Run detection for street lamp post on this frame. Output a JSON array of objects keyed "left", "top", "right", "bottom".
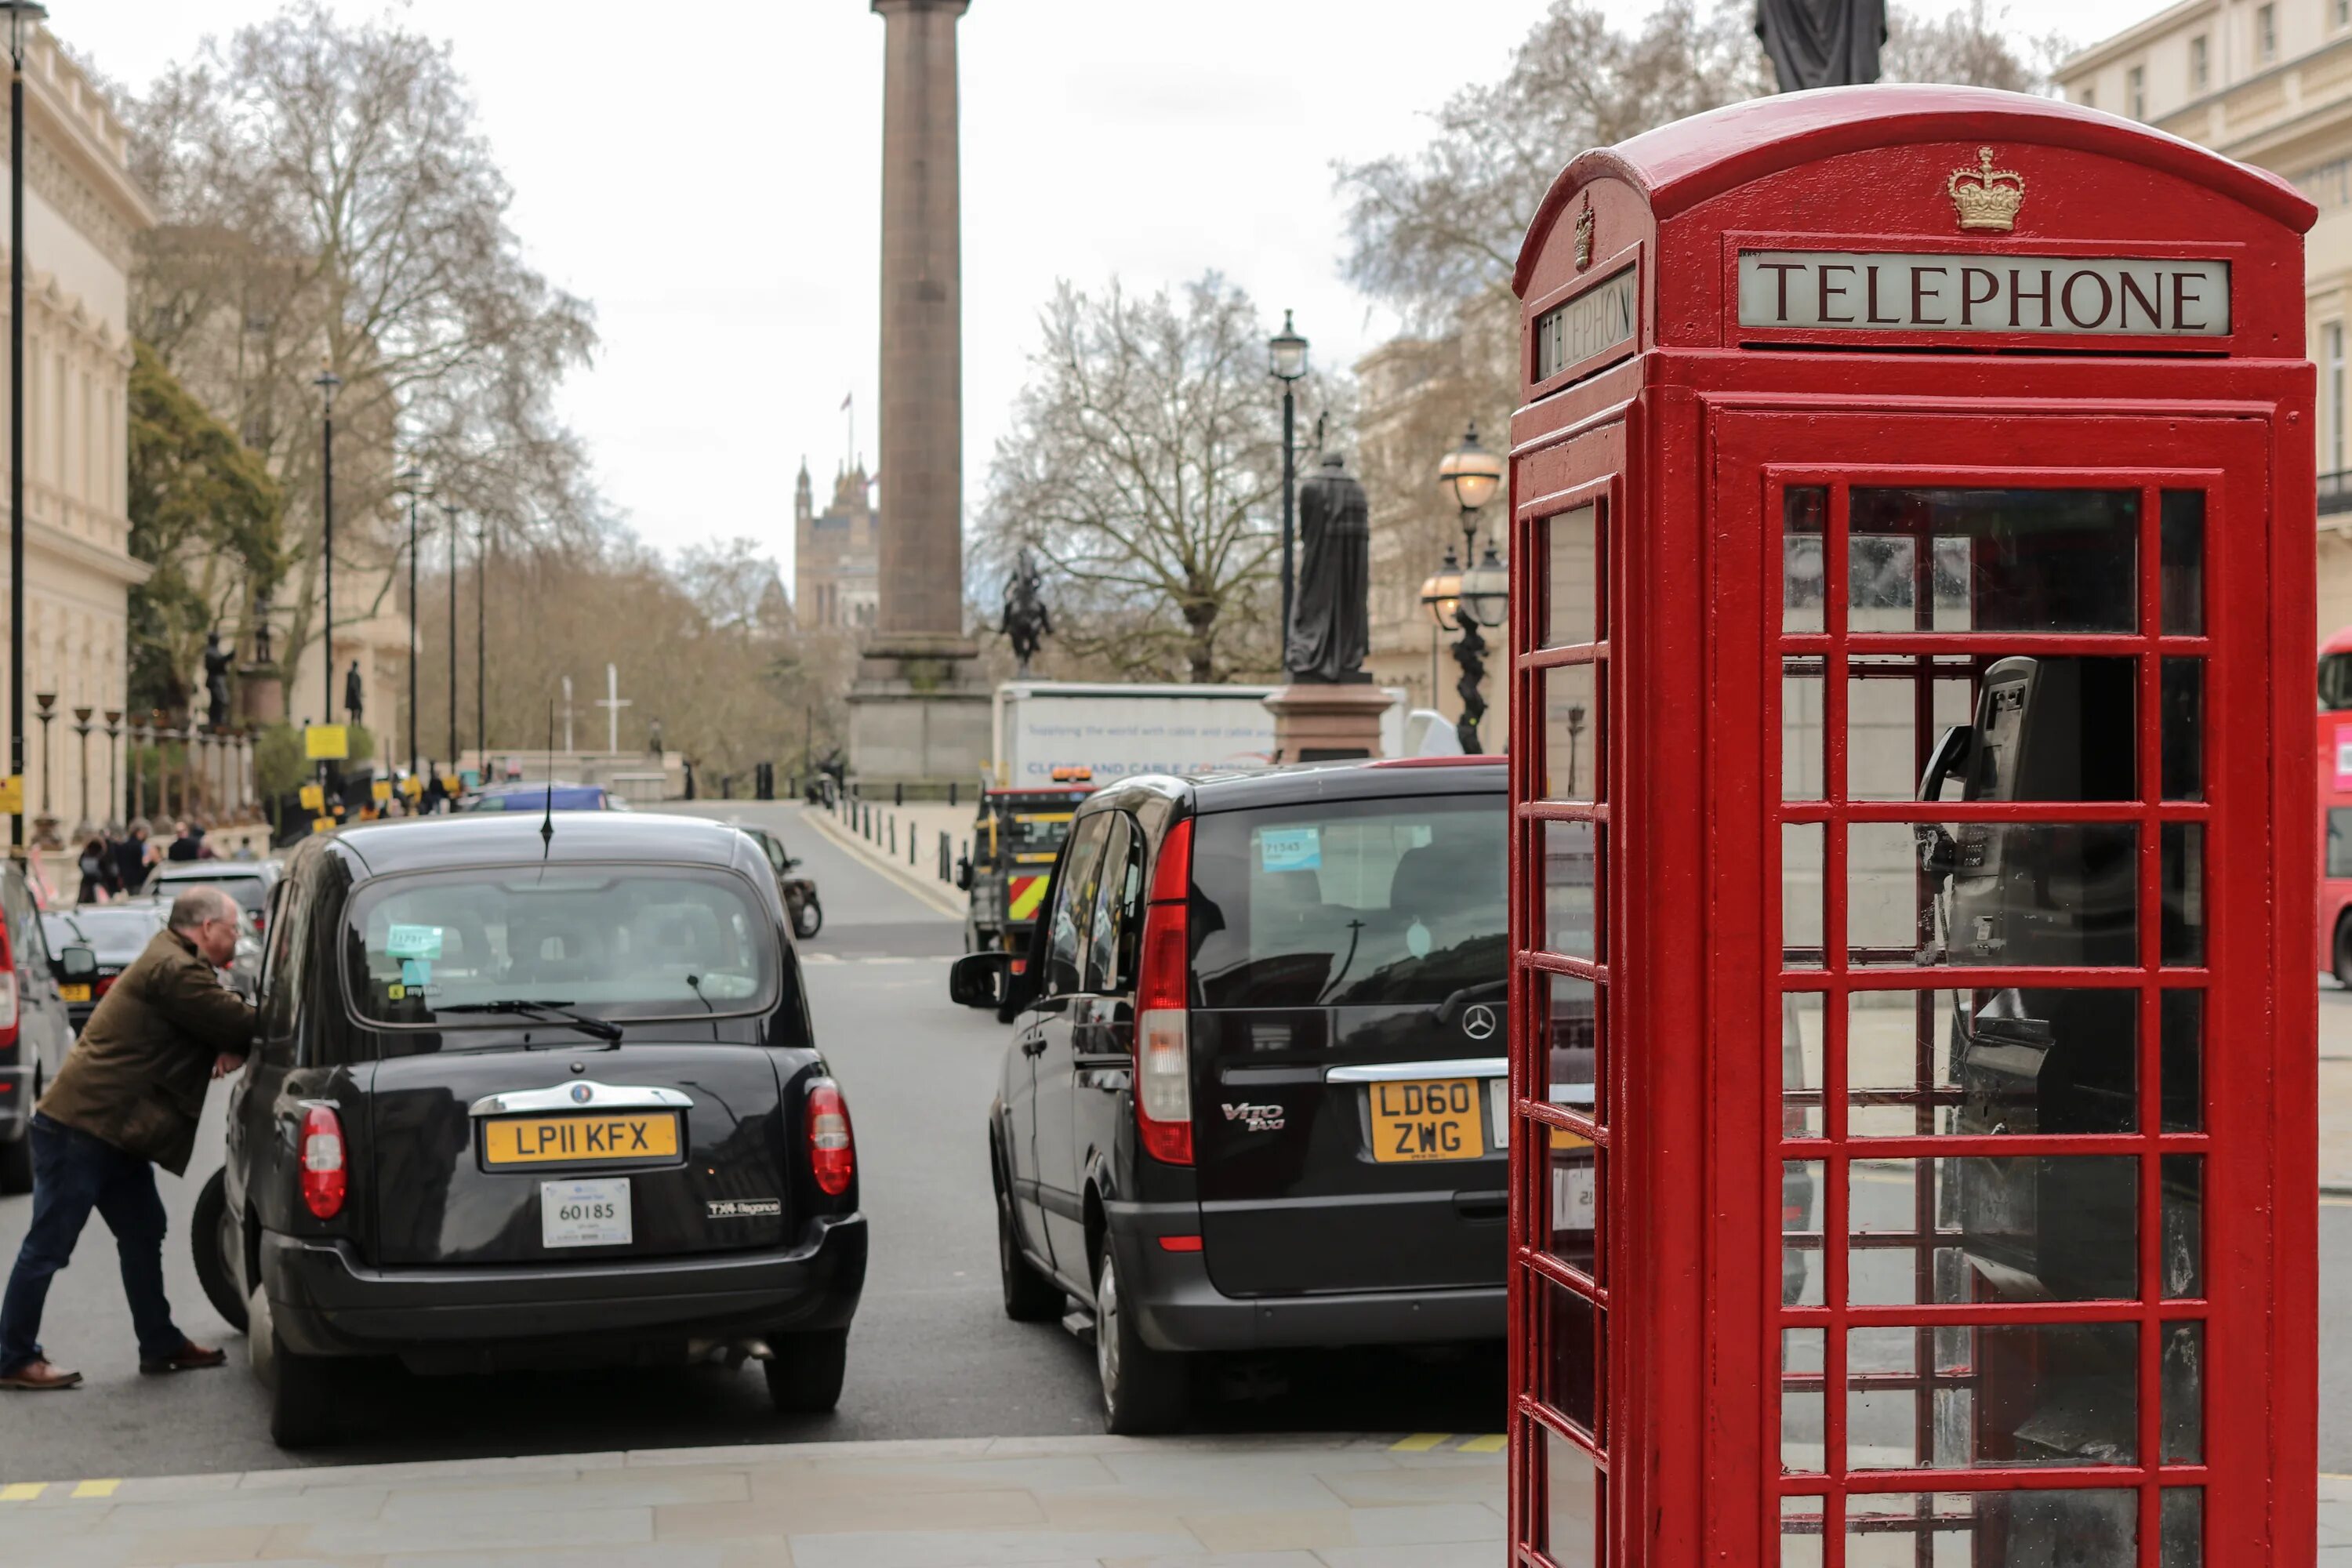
[
  {"left": 129, "top": 719, "right": 147, "bottom": 822},
  {"left": 4, "top": 2, "right": 43, "bottom": 859},
  {"left": 1268, "top": 311, "right": 1308, "bottom": 660},
  {"left": 69, "top": 704, "right": 89, "bottom": 833},
  {"left": 31, "top": 689, "right": 50, "bottom": 836},
  {"left": 475, "top": 512, "right": 486, "bottom": 764},
  {"left": 1420, "top": 421, "right": 1510, "bottom": 754},
  {"left": 398, "top": 467, "right": 425, "bottom": 780},
  {"left": 314, "top": 365, "right": 340, "bottom": 808},
  {"left": 103, "top": 709, "right": 120, "bottom": 823},
  {"left": 442, "top": 499, "right": 458, "bottom": 771}
]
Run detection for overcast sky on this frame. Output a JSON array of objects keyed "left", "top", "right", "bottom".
[{"left": 70, "top": 0, "right": 2159, "bottom": 584}]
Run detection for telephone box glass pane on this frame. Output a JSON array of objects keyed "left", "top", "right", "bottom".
[
  {"left": 2161, "top": 491, "right": 2205, "bottom": 636},
  {"left": 1849, "top": 822, "right": 2136, "bottom": 967},
  {"left": 1782, "top": 991, "right": 1824, "bottom": 1138},
  {"left": 1544, "top": 1277, "right": 1599, "bottom": 1435},
  {"left": 1784, "top": 486, "right": 1827, "bottom": 632},
  {"left": 1543, "top": 662, "right": 1601, "bottom": 802},
  {"left": 1849, "top": 1321, "right": 2138, "bottom": 1466},
  {"left": 1849, "top": 488, "right": 2139, "bottom": 634},
  {"left": 2161, "top": 991, "right": 2203, "bottom": 1133},
  {"left": 1545, "top": 503, "right": 1602, "bottom": 649},
  {"left": 2161, "top": 1488, "right": 2202, "bottom": 1568},
  {"left": 1780, "top": 1327, "right": 1825, "bottom": 1473},
  {"left": 1542, "top": 1425, "right": 1599, "bottom": 1566},
  {"left": 1547, "top": 1130, "right": 1598, "bottom": 1273},
  {"left": 1848, "top": 655, "right": 1979, "bottom": 801},
  {"left": 2163, "top": 1155, "right": 2202, "bottom": 1298},
  {"left": 2161, "top": 1319, "right": 2203, "bottom": 1463},
  {"left": 1849, "top": 1156, "right": 2138, "bottom": 1303},
  {"left": 2161, "top": 825, "right": 2205, "bottom": 966},
  {"left": 1849, "top": 989, "right": 2138, "bottom": 1138},
  {"left": 2161, "top": 659, "right": 2203, "bottom": 800},
  {"left": 1784, "top": 657, "right": 1824, "bottom": 801},
  {"left": 1541, "top": 972, "right": 1599, "bottom": 1118},
  {"left": 1544, "top": 821, "right": 1599, "bottom": 960},
  {"left": 1780, "top": 1496, "right": 1827, "bottom": 1568},
  {"left": 1784, "top": 1159, "right": 1825, "bottom": 1307},
  {"left": 1784, "top": 823, "right": 1824, "bottom": 969},
  {"left": 1846, "top": 1490, "right": 2135, "bottom": 1566}
]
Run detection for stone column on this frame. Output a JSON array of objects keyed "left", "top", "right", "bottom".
[{"left": 848, "top": 0, "right": 991, "bottom": 792}]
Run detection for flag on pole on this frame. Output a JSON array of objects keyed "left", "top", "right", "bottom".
[{"left": 840, "top": 392, "right": 852, "bottom": 411}]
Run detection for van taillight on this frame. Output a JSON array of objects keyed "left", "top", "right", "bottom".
[
  {"left": 1135, "top": 818, "right": 1192, "bottom": 1165},
  {"left": 807, "top": 1079, "right": 855, "bottom": 1196},
  {"left": 0, "top": 915, "right": 16, "bottom": 1052},
  {"left": 299, "top": 1105, "right": 347, "bottom": 1220}
]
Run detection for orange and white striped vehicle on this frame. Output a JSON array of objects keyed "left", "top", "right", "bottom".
[{"left": 958, "top": 779, "right": 1094, "bottom": 970}]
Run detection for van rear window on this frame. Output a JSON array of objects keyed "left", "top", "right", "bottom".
[{"left": 1189, "top": 795, "right": 1504, "bottom": 1009}]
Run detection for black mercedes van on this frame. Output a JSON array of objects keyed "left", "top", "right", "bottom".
[{"left": 949, "top": 757, "right": 1547, "bottom": 1432}]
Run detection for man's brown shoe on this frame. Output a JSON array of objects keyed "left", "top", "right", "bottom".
[
  {"left": 0, "top": 1359, "right": 84, "bottom": 1390},
  {"left": 138, "top": 1341, "right": 227, "bottom": 1375}
]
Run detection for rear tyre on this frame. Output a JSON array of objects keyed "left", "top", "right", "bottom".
[
  {"left": 792, "top": 897, "right": 822, "bottom": 941},
  {"left": 996, "top": 1170, "right": 1062, "bottom": 1323},
  {"left": 0, "top": 1129, "right": 28, "bottom": 1196},
  {"left": 1095, "top": 1249, "right": 1187, "bottom": 1435},
  {"left": 191, "top": 1171, "right": 249, "bottom": 1332},
  {"left": 763, "top": 1327, "right": 848, "bottom": 1414},
  {"left": 2335, "top": 916, "right": 2352, "bottom": 989}
]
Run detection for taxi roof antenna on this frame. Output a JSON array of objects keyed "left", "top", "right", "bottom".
[{"left": 538, "top": 700, "right": 556, "bottom": 853}]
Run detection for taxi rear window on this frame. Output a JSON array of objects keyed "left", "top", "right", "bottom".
[{"left": 1189, "top": 793, "right": 1505, "bottom": 1009}]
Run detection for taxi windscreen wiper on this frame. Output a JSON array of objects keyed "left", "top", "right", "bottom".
[{"left": 435, "top": 999, "right": 623, "bottom": 1043}]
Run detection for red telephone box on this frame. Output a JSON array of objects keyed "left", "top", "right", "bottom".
[{"left": 1504, "top": 86, "right": 2319, "bottom": 1566}]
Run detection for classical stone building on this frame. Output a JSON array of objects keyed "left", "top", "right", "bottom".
[
  {"left": 2, "top": 25, "right": 153, "bottom": 838},
  {"left": 793, "top": 458, "right": 879, "bottom": 631},
  {"left": 2061, "top": 0, "right": 2352, "bottom": 644}
]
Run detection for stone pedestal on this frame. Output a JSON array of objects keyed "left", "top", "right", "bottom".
[
  {"left": 848, "top": 636, "right": 991, "bottom": 792},
  {"left": 1264, "top": 681, "right": 1390, "bottom": 764},
  {"left": 238, "top": 667, "right": 285, "bottom": 726}
]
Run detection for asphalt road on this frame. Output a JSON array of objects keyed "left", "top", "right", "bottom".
[{"left": 0, "top": 803, "right": 1497, "bottom": 1481}]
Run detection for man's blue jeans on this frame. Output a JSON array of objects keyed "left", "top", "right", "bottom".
[{"left": 0, "top": 1114, "right": 185, "bottom": 1374}]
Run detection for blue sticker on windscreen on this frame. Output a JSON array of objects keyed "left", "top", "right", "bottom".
[
  {"left": 386, "top": 923, "right": 445, "bottom": 959},
  {"left": 400, "top": 957, "right": 431, "bottom": 987},
  {"left": 1258, "top": 826, "right": 1321, "bottom": 872}
]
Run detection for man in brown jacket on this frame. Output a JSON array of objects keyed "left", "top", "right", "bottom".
[{"left": 0, "top": 886, "right": 254, "bottom": 1390}]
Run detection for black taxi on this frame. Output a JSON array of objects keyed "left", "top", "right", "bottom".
[
  {"left": 950, "top": 757, "right": 1552, "bottom": 1432},
  {"left": 194, "top": 811, "right": 866, "bottom": 1446}
]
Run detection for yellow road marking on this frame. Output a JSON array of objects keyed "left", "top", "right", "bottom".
[
  {"left": 1391, "top": 1433, "right": 1449, "bottom": 1452},
  {"left": 1461, "top": 1434, "right": 1508, "bottom": 1453},
  {"left": 2323, "top": 1194, "right": 2352, "bottom": 1209},
  {"left": 0, "top": 1483, "right": 45, "bottom": 1501},
  {"left": 70, "top": 1480, "right": 118, "bottom": 1499}
]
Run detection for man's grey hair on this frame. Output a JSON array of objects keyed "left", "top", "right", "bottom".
[{"left": 166, "top": 887, "right": 239, "bottom": 934}]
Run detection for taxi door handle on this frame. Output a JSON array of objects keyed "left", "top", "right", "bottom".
[{"left": 1020, "top": 1032, "right": 1047, "bottom": 1057}]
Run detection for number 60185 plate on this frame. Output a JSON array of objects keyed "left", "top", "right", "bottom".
[{"left": 541, "top": 1177, "right": 631, "bottom": 1248}]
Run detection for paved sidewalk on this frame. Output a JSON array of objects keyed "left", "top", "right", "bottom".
[
  {"left": 0, "top": 1433, "right": 1506, "bottom": 1568},
  {"left": 809, "top": 797, "right": 971, "bottom": 918}
]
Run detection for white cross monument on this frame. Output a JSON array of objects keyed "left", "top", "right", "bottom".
[{"left": 593, "top": 662, "right": 630, "bottom": 754}]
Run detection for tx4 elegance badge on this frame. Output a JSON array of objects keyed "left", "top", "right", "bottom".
[
  {"left": 1221, "top": 1102, "right": 1285, "bottom": 1134},
  {"left": 706, "top": 1198, "right": 782, "bottom": 1219}
]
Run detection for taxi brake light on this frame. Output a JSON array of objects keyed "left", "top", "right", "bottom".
[
  {"left": 1134, "top": 818, "right": 1194, "bottom": 1165},
  {"left": 299, "top": 1105, "right": 347, "bottom": 1220},
  {"left": 808, "top": 1079, "right": 855, "bottom": 1196}
]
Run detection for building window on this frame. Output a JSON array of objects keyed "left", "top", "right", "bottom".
[
  {"left": 2339, "top": 0, "right": 2349, "bottom": 31},
  {"left": 2190, "top": 34, "right": 2209, "bottom": 89},
  {"left": 2259, "top": 2, "right": 2278, "bottom": 62},
  {"left": 2078, "top": 84, "right": 2096, "bottom": 109},
  {"left": 2329, "top": 322, "right": 2346, "bottom": 475},
  {"left": 2129, "top": 64, "right": 2146, "bottom": 118}
]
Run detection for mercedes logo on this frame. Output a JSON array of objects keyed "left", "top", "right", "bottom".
[
  {"left": 1462, "top": 1004, "right": 1497, "bottom": 1041},
  {"left": 570, "top": 1083, "right": 593, "bottom": 1105}
]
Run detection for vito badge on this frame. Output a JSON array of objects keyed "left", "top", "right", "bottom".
[{"left": 1221, "top": 1102, "right": 1286, "bottom": 1134}]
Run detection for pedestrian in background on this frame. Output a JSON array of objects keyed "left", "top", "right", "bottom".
[
  {"left": 164, "top": 819, "right": 198, "bottom": 862},
  {"left": 74, "top": 834, "right": 118, "bottom": 906},
  {"left": 114, "top": 819, "right": 154, "bottom": 895},
  {"left": 0, "top": 887, "right": 254, "bottom": 1391}
]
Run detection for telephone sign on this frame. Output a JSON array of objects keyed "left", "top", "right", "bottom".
[{"left": 1507, "top": 85, "right": 2316, "bottom": 1567}]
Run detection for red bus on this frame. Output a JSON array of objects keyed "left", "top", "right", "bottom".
[{"left": 2321, "top": 627, "right": 2352, "bottom": 981}]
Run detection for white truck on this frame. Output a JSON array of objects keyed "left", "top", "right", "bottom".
[{"left": 988, "top": 681, "right": 1414, "bottom": 787}]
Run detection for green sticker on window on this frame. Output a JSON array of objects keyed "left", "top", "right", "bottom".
[{"left": 386, "top": 924, "right": 445, "bottom": 959}]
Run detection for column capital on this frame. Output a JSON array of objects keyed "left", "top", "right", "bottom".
[{"left": 871, "top": 0, "right": 968, "bottom": 15}]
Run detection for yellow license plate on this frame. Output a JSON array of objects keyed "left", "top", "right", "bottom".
[
  {"left": 1369, "top": 1078, "right": 1486, "bottom": 1163},
  {"left": 481, "top": 1112, "right": 681, "bottom": 1168},
  {"left": 58, "top": 984, "right": 89, "bottom": 1002}
]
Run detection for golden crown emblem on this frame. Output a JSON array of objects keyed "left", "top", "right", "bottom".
[{"left": 1947, "top": 147, "right": 2026, "bottom": 231}]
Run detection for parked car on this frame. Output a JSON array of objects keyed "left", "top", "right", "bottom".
[
  {"left": 948, "top": 757, "right": 1520, "bottom": 1432},
  {"left": 462, "top": 782, "right": 630, "bottom": 813},
  {"left": 735, "top": 823, "right": 822, "bottom": 940},
  {"left": 193, "top": 811, "right": 866, "bottom": 1446},
  {"left": 39, "top": 903, "right": 170, "bottom": 1032},
  {"left": 0, "top": 865, "right": 90, "bottom": 1194},
  {"left": 149, "top": 858, "right": 282, "bottom": 938}
]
